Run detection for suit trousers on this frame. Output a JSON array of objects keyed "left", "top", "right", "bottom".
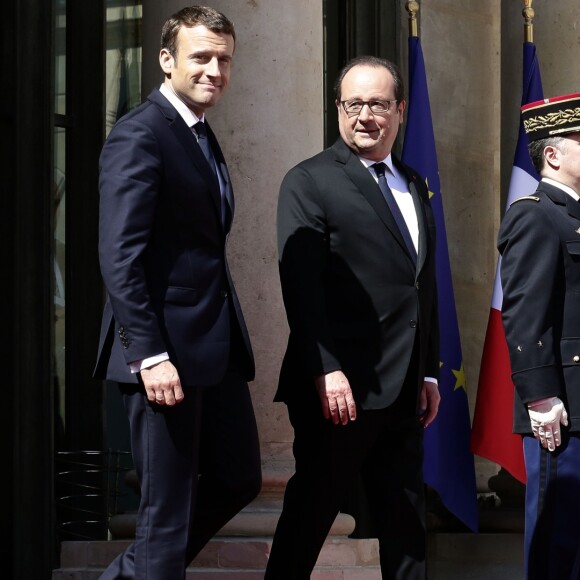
[
  {"left": 523, "top": 434, "right": 580, "bottom": 580},
  {"left": 265, "top": 379, "right": 426, "bottom": 580},
  {"left": 100, "top": 365, "right": 261, "bottom": 580}
]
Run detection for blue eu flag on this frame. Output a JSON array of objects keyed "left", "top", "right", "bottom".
[{"left": 402, "top": 36, "right": 478, "bottom": 532}]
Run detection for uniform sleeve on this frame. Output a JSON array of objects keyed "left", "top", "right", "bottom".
[{"left": 498, "top": 200, "right": 564, "bottom": 403}]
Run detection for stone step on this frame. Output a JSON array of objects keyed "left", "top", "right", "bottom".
[
  {"left": 53, "top": 537, "right": 381, "bottom": 579},
  {"left": 52, "top": 568, "right": 381, "bottom": 580},
  {"left": 108, "top": 505, "right": 356, "bottom": 540}
]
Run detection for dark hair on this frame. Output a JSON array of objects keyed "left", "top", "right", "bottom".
[
  {"left": 161, "top": 5, "right": 235, "bottom": 59},
  {"left": 334, "top": 55, "right": 405, "bottom": 103},
  {"left": 528, "top": 136, "right": 567, "bottom": 174}
]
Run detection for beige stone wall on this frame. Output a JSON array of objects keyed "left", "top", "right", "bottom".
[{"left": 208, "top": 0, "right": 324, "bottom": 469}]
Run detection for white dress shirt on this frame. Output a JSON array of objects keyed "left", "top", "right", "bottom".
[{"left": 360, "top": 154, "right": 419, "bottom": 253}]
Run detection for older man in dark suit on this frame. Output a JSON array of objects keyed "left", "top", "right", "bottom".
[
  {"left": 94, "top": 6, "right": 261, "bottom": 579},
  {"left": 265, "top": 56, "right": 440, "bottom": 580}
]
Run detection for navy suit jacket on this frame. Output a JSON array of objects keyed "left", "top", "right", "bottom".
[
  {"left": 276, "top": 138, "right": 439, "bottom": 410},
  {"left": 94, "top": 88, "right": 254, "bottom": 386}
]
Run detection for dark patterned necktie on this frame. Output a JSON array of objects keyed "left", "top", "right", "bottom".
[
  {"left": 194, "top": 121, "right": 217, "bottom": 176},
  {"left": 373, "top": 162, "right": 417, "bottom": 264},
  {"left": 194, "top": 121, "right": 232, "bottom": 226}
]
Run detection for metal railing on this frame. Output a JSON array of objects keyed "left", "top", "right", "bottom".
[{"left": 55, "top": 449, "right": 134, "bottom": 541}]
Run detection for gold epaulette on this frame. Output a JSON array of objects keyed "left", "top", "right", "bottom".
[{"left": 510, "top": 195, "right": 541, "bottom": 206}]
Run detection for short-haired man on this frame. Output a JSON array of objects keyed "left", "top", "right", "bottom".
[
  {"left": 499, "top": 93, "right": 580, "bottom": 579},
  {"left": 265, "top": 56, "right": 441, "bottom": 579},
  {"left": 94, "top": 6, "right": 261, "bottom": 579}
]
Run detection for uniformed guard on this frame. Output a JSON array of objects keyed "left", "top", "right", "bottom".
[{"left": 498, "top": 92, "right": 580, "bottom": 580}]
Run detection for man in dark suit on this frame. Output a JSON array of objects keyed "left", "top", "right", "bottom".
[
  {"left": 265, "top": 56, "right": 440, "bottom": 580},
  {"left": 498, "top": 93, "right": 580, "bottom": 580},
  {"left": 93, "top": 6, "right": 261, "bottom": 579}
]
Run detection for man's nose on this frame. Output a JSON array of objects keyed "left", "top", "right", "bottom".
[
  {"left": 205, "top": 57, "right": 220, "bottom": 77},
  {"left": 357, "top": 103, "right": 374, "bottom": 121}
]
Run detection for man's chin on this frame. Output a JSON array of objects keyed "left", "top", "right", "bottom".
[{"left": 354, "top": 139, "right": 380, "bottom": 154}]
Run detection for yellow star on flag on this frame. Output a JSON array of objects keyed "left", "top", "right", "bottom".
[
  {"left": 452, "top": 363, "right": 466, "bottom": 392},
  {"left": 425, "top": 177, "right": 435, "bottom": 199}
]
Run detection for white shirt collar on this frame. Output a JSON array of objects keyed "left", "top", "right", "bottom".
[
  {"left": 358, "top": 153, "right": 395, "bottom": 173},
  {"left": 542, "top": 177, "right": 580, "bottom": 202},
  {"left": 159, "top": 83, "right": 203, "bottom": 128}
]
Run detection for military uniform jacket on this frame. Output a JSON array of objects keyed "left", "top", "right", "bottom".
[{"left": 499, "top": 180, "right": 580, "bottom": 433}]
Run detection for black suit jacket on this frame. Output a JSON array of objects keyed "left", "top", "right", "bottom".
[
  {"left": 276, "top": 138, "right": 439, "bottom": 410},
  {"left": 94, "top": 88, "right": 254, "bottom": 386},
  {"left": 499, "top": 180, "right": 580, "bottom": 433}
]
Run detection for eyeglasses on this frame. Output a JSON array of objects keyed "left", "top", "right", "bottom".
[{"left": 340, "top": 99, "right": 397, "bottom": 117}]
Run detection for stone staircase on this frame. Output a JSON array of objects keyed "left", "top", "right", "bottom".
[
  {"left": 52, "top": 469, "right": 525, "bottom": 579},
  {"left": 53, "top": 468, "right": 382, "bottom": 579},
  {"left": 53, "top": 532, "right": 526, "bottom": 579}
]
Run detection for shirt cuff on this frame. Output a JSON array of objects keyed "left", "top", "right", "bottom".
[
  {"left": 129, "top": 352, "right": 170, "bottom": 373},
  {"left": 424, "top": 377, "right": 438, "bottom": 385}
]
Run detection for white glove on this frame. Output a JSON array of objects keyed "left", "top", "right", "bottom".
[{"left": 527, "top": 396, "right": 569, "bottom": 452}]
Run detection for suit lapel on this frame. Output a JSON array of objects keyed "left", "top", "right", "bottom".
[
  {"left": 147, "top": 89, "right": 223, "bottom": 225},
  {"left": 395, "top": 158, "right": 430, "bottom": 275},
  {"left": 334, "top": 141, "right": 415, "bottom": 267},
  {"left": 334, "top": 140, "right": 426, "bottom": 271},
  {"left": 206, "top": 122, "right": 235, "bottom": 230}
]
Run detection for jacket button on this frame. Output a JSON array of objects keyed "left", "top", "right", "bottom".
[
  {"left": 410, "top": 320, "right": 417, "bottom": 328},
  {"left": 221, "top": 290, "right": 229, "bottom": 299},
  {"left": 415, "top": 282, "right": 420, "bottom": 290},
  {"left": 574, "top": 355, "right": 580, "bottom": 363}
]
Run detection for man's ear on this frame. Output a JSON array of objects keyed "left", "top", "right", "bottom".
[
  {"left": 397, "top": 99, "right": 406, "bottom": 124},
  {"left": 544, "top": 145, "right": 561, "bottom": 170},
  {"left": 159, "top": 49, "right": 174, "bottom": 75}
]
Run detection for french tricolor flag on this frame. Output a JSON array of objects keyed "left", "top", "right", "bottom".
[{"left": 470, "top": 42, "right": 543, "bottom": 483}]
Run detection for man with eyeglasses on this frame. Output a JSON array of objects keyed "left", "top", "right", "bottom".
[{"left": 266, "top": 56, "right": 440, "bottom": 579}]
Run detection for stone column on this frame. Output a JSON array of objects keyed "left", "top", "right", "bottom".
[
  {"left": 140, "top": 0, "right": 339, "bottom": 536},
  {"left": 201, "top": 0, "right": 325, "bottom": 476}
]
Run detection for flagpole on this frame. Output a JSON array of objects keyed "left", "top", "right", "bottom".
[
  {"left": 405, "top": 1, "right": 419, "bottom": 38},
  {"left": 523, "top": 0, "right": 534, "bottom": 43}
]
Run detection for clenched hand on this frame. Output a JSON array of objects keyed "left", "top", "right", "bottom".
[{"left": 141, "top": 360, "right": 185, "bottom": 406}]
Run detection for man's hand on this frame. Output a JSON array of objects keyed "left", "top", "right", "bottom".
[
  {"left": 528, "top": 396, "right": 568, "bottom": 452},
  {"left": 418, "top": 381, "right": 440, "bottom": 428},
  {"left": 314, "top": 370, "right": 357, "bottom": 425},
  {"left": 140, "top": 360, "right": 185, "bottom": 406}
]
